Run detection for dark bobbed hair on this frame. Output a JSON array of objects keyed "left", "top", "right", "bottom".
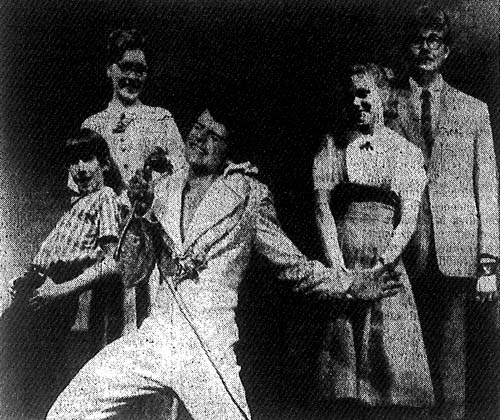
[
  {"left": 407, "top": 5, "right": 452, "bottom": 47},
  {"left": 206, "top": 107, "right": 237, "bottom": 140},
  {"left": 107, "top": 28, "right": 147, "bottom": 66},
  {"left": 65, "top": 128, "right": 123, "bottom": 193},
  {"left": 192, "top": 99, "right": 241, "bottom": 140},
  {"left": 66, "top": 128, "right": 110, "bottom": 165},
  {"left": 208, "top": 105, "right": 239, "bottom": 158}
]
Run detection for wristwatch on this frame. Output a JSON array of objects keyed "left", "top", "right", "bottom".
[{"left": 477, "top": 253, "right": 498, "bottom": 277}]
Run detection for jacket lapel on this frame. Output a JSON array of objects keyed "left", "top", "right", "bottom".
[
  {"left": 436, "top": 81, "right": 449, "bottom": 129},
  {"left": 430, "top": 82, "right": 454, "bottom": 162},
  {"left": 183, "top": 175, "right": 248, "bottom": 252},
  {"left": 434, "top": 81, "right": 453, "bottom": 135},
  {"left": 398, "top": 89, "right": 426, "bottom": 152},
  {"left": 152, "top": 171, "right": 187, "bottom": 251}
]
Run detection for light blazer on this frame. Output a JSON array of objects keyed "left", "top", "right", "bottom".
[
  {"left": 118, "top": 164, "right": 350, "bottom": 419},
  {"left": 394, "top": 81, "right": 499, "bottom": 277}
]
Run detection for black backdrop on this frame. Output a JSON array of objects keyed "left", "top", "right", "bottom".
[
  {"left": 0, "top": 0, "right": 498, "bottom": 418},
  {"left": 1, "top": 0, "right": 499, "bottom": 265}
]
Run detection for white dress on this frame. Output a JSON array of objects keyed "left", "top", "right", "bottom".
[{"left": 313, "top": 126, "right": 434, "bottom": 406}]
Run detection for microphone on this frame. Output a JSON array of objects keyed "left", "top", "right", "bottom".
[{"left": 115, "top": 148, "right": 173, "bottom": 259}]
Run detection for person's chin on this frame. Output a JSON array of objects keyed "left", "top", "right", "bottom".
[
  {"left": 356, "top": 123, "right": 372, "bottom": 135},
  {"left": 355, "top": 116, "right": 372, "bottom": 127},
  {"left": 77, "top": 186, "right": 91, "bottom": 195},
  {"left": 119, "top": 89, "right": 141, "bottom": 103},
  {"left": 77, "top": 180, "right": 99, "bottom": 195},
  {"left": 186, "top": 151, "right": 204, "bottom": 165},
  {"left": 188, "top": 158, "right": 206, "bottom": 170}
]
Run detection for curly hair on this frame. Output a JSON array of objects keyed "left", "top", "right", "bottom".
[{"left": 107, "top": 28, "right": 147, "bottom": 66}]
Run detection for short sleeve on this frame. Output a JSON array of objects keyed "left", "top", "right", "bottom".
[
  {"left": 312, "top": 135, "right": 342, "bottom": 191},
  {"left": 81, "top": 114, "right": 106, "bottom": 136},
  {"left": 81, "top": 116, "right": 96, "bottom": 131},
  {"left": 150, "top": 108, "right": 187, "bottom": 174},
  {"left": 97, "top": 187, "right": 120, "bottom": 243}
]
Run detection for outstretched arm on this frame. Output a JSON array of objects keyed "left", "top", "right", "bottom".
[
  {"left": 28, "top": 241, "right": 118, "bottom": 311},
  {"left": 253, "top": 183, "right": 402, "bottom": 300},
  {"left": 29, "top": 188, "right": 122, "bottom": 311}
]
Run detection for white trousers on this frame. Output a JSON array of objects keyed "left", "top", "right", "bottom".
[{"left": 46, "top": 315, "right": 250, "bottom": 420}]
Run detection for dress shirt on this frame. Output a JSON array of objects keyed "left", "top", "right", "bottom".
[{"left": 409, "top": 74, "right": 444, "bottom": 132}]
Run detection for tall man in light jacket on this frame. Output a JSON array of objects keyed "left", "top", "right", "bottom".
[{"left": 393, "top": 6, "right": 499, "bottom": 420}]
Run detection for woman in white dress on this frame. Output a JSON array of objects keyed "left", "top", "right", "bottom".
[{"left": 312, "top": 64, "right": 434, "bottom": 413}]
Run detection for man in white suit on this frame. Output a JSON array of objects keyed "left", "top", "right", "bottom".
[
  {"left": 47, "top": 106, "right": 402, "bottom": 420},
  {"left": 394, "top": 6, "right": 499, "bottom": 420}
]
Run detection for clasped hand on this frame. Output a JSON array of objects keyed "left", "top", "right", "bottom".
[
  {"left": 127, "top": 148, "right": 172, "bottom": 216},
  {"left": 296, "top": 264, "right": 403, "bottom": 300},
  {"left": 347, "top": 265, "right": 403, "bottom": 300},
  {"left": 475, "top": 274, "right": 498, "bottom": 303},
  {"left": 127, "top": 170, "right": 154, "bottom": 216}
]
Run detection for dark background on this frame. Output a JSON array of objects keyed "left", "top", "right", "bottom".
[{"left": 0, "top": 0, "right": 498, "bottom": 418}]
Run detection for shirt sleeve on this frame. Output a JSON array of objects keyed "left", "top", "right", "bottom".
[
  {"left": 253, "top": 182, "right": 352, "bottom": 294},
  {"left": 97, "top": 188, "right": 120, "bottom": 243},
  {"left": 81, "top": 115, "right": 99, "bottom": 131},
  {"left": 474, "top": 102, "right": 500, "bottom": 260},
  {"left": 313, "top": 135, "right": 340, "bottom": 191}
]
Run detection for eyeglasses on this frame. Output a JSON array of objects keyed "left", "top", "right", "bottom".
[
  {"left": 116, "top": 61, "right": 148, "bottom": 76},
  {"left": 410, "top": 35, "right": 444, "bottom": 50}
]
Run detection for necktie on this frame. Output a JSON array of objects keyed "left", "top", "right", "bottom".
[{"left": 420, "top": 89, "right": 433, "bottom": 156}]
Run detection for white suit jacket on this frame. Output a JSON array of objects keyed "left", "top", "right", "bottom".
[
  {"left": 124, "top": 164, "right": 351, "bottom": 419},
  {"left": 394, "top": 81, "right": 499, "bottom": 277}
]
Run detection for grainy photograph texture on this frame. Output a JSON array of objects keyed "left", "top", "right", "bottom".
[{"left": 0, "top": 1, "right": 499, "bottom": 419}]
